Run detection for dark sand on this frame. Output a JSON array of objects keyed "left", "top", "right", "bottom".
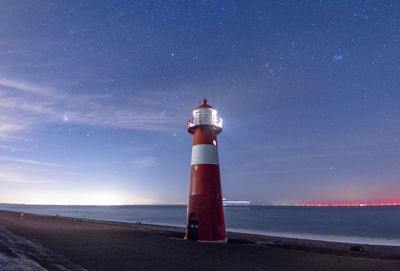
[{"left": 1, "top": 210, "right": 399, "bottom": 271}]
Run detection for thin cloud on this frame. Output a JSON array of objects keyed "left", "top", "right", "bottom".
[
  {"left": 0, "top": 171, "right": 57, "bottom": 184},
  {"left": 0, "top": 155, "right": 63, "bottom": 167},
  {"left": 0, "top": 144, "right": 14, "bottom": 151},
  {"left": 0, "top": 78, "right": 56, "bottom": 97},
  {"left": 132, "top": 156, "right": 157, "bottom": 168},
  {"left": 64, "top": 95, "right": 181, "bottom": 132},
  {"left": 0, "top": 78, "right": 184, "bottom": 139},
  {"left": 0, "top": 123, "right": 26, "bottom": 136},
  {"left": 0, "top": 144, "right": 24, "bottom": 152}
]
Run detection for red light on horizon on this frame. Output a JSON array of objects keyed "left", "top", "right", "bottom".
[{"left": 298, "top": 202, "right": 400, "bottom": 207}]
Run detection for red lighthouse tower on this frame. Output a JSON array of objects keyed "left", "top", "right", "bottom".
[{"left": 185, "top": 99, "right": 226, "bottom": 242}]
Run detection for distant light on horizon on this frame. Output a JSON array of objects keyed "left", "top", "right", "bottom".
[{"left": 298, "top": 202, "right": 400, "bottom": 207}]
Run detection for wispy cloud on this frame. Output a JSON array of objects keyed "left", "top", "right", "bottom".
[
  {"left": 0, "top": 171, "right": 57, "bottom": 184},
  {"left": 132, "top": 156, "right": 157, "bottom": 168},
  {"left": 0, "top": 123, "right": 26, "bottom": 138},
  {"left": 0, "top": 144, "right": 17, "bottom": 151},
  {"left": 62, "top": 93, "right": 182, "bottom": 132},
  {"left": 0, "top": 78, "right": 56, "bottom": 97},
  {"left": 0, "top": 78, "right": 184, "bottom": 139},
  {"left": 0, "top": 155, "right": 63, "bottom": 167}
]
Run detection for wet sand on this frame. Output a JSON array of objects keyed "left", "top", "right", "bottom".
[{"left": 0, "top": 210, "right": 399, "bottom": 271}]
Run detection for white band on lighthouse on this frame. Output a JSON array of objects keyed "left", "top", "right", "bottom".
[{"left": 191, "top": 144, "right": 219, "bottom": 165}]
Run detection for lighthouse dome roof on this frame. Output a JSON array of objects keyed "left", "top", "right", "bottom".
[{"left": 196, "top": 98, "right": 213, "bottom": 109}]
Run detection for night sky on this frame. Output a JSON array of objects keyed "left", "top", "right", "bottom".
[{"left": 0, "top": 1, "right": 399, "bottom": 205}]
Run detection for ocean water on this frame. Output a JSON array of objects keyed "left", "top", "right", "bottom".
[{"left": 1, "top": 204, "right": 399, "bottom": 246}]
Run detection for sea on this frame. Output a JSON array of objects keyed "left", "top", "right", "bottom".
[{"left": 1, "top": 204, "right": 400, "bottom": 247}]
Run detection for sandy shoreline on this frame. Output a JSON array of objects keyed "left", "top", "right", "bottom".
[{"left": 1, "top": 210, "right": 399, "bottom": 270}]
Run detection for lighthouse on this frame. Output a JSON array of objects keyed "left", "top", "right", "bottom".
[{"left": 185, "top": 99, "right": 226, "bottom": 242}]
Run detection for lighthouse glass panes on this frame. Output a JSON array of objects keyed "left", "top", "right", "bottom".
[{"left": 188, "top": 108, "right": 223, "bottom": 129}]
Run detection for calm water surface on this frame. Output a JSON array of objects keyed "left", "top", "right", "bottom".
[{"left": 1, "top": 204, "right": 399, "bottom": 246}]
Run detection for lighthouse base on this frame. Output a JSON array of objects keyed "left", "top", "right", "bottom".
[
  {"left": 184, "top": 237, "right": 228, "bottom": 243},
  {"left": 197, "top": 237, "right": 228, "bottom": 243}
]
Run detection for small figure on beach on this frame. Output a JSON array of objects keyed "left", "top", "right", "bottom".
[{"left": 20, "top": 209, "right": 24, "bottom": 220}]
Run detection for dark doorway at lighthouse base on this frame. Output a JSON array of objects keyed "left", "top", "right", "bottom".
[{"left": 187, "top": 213, "right": 199, "bottom": 241}]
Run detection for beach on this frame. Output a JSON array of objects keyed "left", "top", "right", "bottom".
[{"left": 0, "top": 210, "right": 399, "bottom": 270}]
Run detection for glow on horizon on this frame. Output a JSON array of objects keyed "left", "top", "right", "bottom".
[{"left": 0, "top": 190, "right": 161, "bottom": 206}]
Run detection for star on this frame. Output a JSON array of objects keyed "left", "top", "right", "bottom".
[{"left": 334, "top": 54, "right": 343, "bottom": 61}]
